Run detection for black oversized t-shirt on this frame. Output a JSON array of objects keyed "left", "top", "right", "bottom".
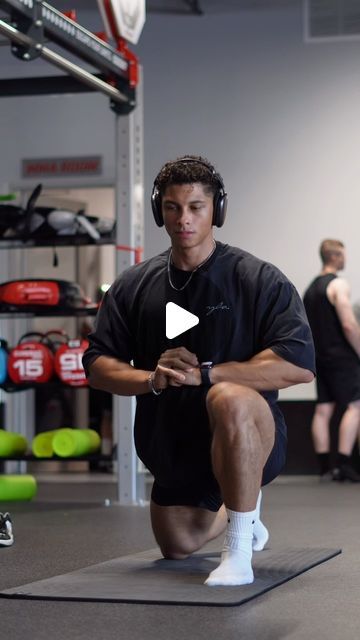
[{"left": 83, "top": 242, "right": 315, "bottom": 488}]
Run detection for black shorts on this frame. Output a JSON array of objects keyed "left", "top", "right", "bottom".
[
  {"left": 316, "top": 362, "right": 360, "bottom": 404},
  {"left": 151, "top": 428, "right": 287, "bottom": 512}
]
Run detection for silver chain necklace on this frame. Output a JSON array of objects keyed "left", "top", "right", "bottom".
[{"left": 167, "top": 241, "right": 217, "bottom": 292}]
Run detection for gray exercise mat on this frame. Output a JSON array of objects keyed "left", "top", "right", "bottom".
[{"left": 0, "top": 547, "right": 341, "bottom": 607}]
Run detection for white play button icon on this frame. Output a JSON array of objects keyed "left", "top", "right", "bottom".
[{"left": 166, "top": 302, "right": 199, "bottom": 339}]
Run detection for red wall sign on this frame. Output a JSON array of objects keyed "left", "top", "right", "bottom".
[{"left": 22, "top": 156, "right": 102, "bottom": 178}]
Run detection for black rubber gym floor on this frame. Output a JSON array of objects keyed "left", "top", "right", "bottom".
[{"left": 0, "top": 477, "right": 358, "bottom": 640}]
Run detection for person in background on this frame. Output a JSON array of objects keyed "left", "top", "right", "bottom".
[
  {"left": 304, "top": 239, "right": 360, "bottom": 482},
  {"left": 83, "top": 155, "right": 315, "bottom": 586}
]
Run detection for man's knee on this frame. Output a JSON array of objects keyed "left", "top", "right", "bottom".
[
  {"left": 315, "top": 402, "right": 334, "bottom": 419},
  {"left": 347, "top": 399, "right": 360, "bottom": 414},
  {"left": 206, "top": 383, "right": 275, "bottom": 455},
  {"left": 155, "top": 527, "right": 206, "bottom": 560},
  {"left": 150, "top": 503, "right": 214, "bottom": 560},
  {"left": 158, "top": 541, "right": 194, "bottom": 560},
  {"left": 206, "top": 382, "right": 260, "bottom": 424}
]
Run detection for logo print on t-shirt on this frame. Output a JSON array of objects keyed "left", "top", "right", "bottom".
[{"left": 205, "top": 301, "right": 231, "bottom": 316}]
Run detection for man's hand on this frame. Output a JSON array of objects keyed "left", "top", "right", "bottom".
[{"left": 152, "top": 347, "right": 201, "bottom": 390}]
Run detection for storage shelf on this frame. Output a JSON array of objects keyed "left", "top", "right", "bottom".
[
  {"left": 0, "top": 234, "right": 115, "bottom": 248},
  {"left": 0, "top": 305, "right": 98, "bottom": 317},
  {"left": 0, "top": 453, "right": 113, "bottom": 462},
  {"left": 0, "top": 380, "right": 88, "bottom": 392}
]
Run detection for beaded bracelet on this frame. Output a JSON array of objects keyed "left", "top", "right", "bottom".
[{"left": 148, "top": 372, "right": 163, "bottom": 396}]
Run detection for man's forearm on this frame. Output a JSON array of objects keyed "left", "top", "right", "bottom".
[
  {"left": 210, "top": 349, "right": 314, "bottom": 391},
  {"left": 87, "top": 350, "right": 314, "bottom": 396},
  {"left": 88, "top": 356, "right": 151, "bottom": 396}
]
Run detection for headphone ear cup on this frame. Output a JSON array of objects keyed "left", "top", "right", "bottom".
[
  {"left": 151, "top": 186, "right": 164, "bottom": 227},
  {"left": 213, "top": 190, "right": 228, "bottom": 227}
]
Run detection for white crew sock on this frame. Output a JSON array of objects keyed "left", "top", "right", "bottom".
[
  {"left": 205, "top": 508, "right": 256, "bottom": 586},
  {"left": 252, "top": 490, "right": 269, "bottom": 551}
]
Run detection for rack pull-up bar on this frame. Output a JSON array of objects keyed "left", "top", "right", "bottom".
[{"left": 0, "top": 19, "right": 129, "bottom": 104}]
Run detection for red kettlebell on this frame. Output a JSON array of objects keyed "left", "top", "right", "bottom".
[
  {"left": 54, "top": 338, "right": 89, "bottom": 387},
  {"left": 8, "top": 332, "right": 55, "bottom": 384}
]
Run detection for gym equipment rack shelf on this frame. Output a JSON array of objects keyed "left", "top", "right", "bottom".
[
  {"left": 0, "top": 306, "right": 98, "bottom": 317},
  {"left": 0, "top": 235, "right": 116, "bottom": 248},
  {"left": 0, "top": 453, "right": 114, "bottom": 462},
  {"left": 1, "top": 379, "right": 90, "bottom": 393}
]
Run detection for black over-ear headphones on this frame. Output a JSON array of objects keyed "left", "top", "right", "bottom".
[{"left": 151, "top": 157, "right": 228, "bottom": 228}]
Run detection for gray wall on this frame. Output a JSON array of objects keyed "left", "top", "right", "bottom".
[
  {"left": 1, "top": 4, "right": 360, "bottom": 400},
  {"left": 137, "top": 7, "right": 360, "bottom": 302}
]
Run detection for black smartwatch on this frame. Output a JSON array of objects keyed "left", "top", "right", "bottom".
[{"left": 200, "top": 361, "right": 213, "bottom": 386}]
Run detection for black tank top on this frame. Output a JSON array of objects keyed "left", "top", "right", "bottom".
[{"left": 303, "top": 273, "right": 357, "bottom": 365}]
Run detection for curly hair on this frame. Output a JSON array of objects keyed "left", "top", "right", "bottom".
[{"left": 153, "top": 155, "right": 223, "bottom": 198}]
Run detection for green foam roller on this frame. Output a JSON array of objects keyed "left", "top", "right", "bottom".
[
  {"left": 0, "top": 429, "right": 28, "bottom": 457},
  {"left": 0, "top": 474, "right": 37, "bottom": 501},
  {"left": 0, "top": 193, "right": 16, "bottom": 202},
  {"left": 32, "top": 430, "right": 59, "bottom": 458},
  {"left": 52, "top": 428, "right": 101, "bottom": 458}
]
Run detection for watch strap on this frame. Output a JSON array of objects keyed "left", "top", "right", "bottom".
[{"left": 200, "top": 361, "right": 213, "bottom": 386}]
